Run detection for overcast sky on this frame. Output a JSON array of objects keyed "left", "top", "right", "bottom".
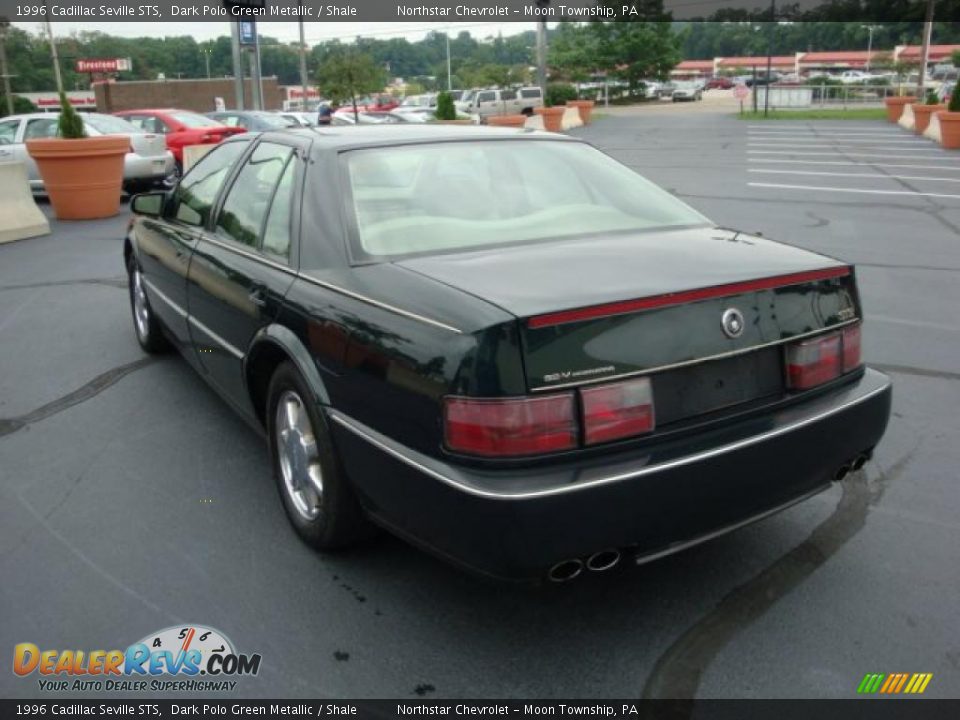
[{"left": 13, "top": 21, "right": 542, "bottom": 45}]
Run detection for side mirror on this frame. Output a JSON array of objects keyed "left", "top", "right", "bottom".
[{"left": 131, "top": 191, "right": 166, "bottom": 218}]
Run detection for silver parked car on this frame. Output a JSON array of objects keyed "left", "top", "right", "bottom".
[{"left": 0, "top": 112, "right": 175, "bottom": 193}]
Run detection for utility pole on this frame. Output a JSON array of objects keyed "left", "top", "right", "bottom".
[
  {"left": 917, "top": 0, "right": 934, "bottom": 98},
  {"left": 0, "top": 18, "right": 14, "bottom": 115},
  {"left": 42, "top": 0, "right": 64, "bottom": 95},
  {"left": 298, "top": 17, "right": 309, "bottom": 110}
]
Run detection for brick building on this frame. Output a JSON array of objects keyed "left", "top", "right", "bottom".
[{"left": 93, "top": 77, "right": 284, "bottom": 113}]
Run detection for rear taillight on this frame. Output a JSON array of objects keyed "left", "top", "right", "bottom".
[
  {"left": 785, "top": 323, "right": 862, "bottom": 390},
  {"left": 581, "top": 377, "right": 655, "bottom": 445},
  {"left": 842, "top": 324, "right": 861, "bottom": 373},
  {"left": 443, "top": 394, "right": 577, "bottom": 457}
]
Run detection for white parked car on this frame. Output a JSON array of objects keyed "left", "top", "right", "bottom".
[
  {"left": 672, "top": 81, "right": 704, "bottom": 102},
  {"left": 839, "top": 71, "right": 871, "bottom": 85},
  {"left": 0, "top": 112, "right": 175, "bottom": 193}
]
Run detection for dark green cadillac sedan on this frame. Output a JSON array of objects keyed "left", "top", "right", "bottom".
[{"left": 124, "top": 125, "right": 891, "bottom": 582}]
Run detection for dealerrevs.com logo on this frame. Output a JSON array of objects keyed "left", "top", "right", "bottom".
[{"left": 13, "top": 625, "right": 261, "bottom": 692}]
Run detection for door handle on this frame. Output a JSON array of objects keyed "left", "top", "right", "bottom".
[{"left": 248, "top": 284, "right": 267, "bottom": 307}]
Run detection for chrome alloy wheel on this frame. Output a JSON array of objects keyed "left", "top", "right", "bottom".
[
  {"left": 132, "top": 268, "right": 150, "bottom": 342},
  {"left": 275, "top": 390, "right": 324, "bottom": 521}
]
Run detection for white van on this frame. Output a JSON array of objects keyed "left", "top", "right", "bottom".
[{"left": 457, "top": 87, "right": 543, "bottom": 118}]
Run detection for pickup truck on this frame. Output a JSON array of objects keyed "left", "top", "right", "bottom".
[{"left": 456, "top": 87, "right": 543, "bottom": 118}]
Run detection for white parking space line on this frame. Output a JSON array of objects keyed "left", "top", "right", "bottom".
[
  {"left": 748, "top": 150, "right": 955, "bottom": 159},
  {"left": 747, "top": 139, "right": 929, "bottom": 145},
  {"left": 749, "top": 144, "right": 934, "bottom": 151},
  {"left": 748, "top": 182, "right": 960, "bottom": 199},
  {"left": 747, "top": 131, "right": 907, "bottom": 138},
  {"left": 748, "top": 158, "right": 960, "bottom": 172},
  {"left": 749, "top": 169, "right": 960, "bottom": 183},
  {"left": 746, "top": 125, "right": 901, "bottom": 131}
]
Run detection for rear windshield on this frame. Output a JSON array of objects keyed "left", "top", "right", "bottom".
[
  {"left": 169, "top": 112, "right": 221, "bottom": 128},
  {"left": 342, "top": 140, "right": 709, "bottom": 261},
  {"left": 84, "top": 114, "right": 139, "bottom": 134}
]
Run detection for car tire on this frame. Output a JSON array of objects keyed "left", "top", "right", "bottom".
[
  {"left": 126, "top": 255, "right": 169, "bottom": 354},
  {"left": 267, "top": 362, "right": 372, "bottom": 550}
]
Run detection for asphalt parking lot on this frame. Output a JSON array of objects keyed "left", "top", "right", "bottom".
[{"left": 2, "top": 106, "right": 958, "bottom": 700}]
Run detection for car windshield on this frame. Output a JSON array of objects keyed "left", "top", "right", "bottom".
[
  {"left": 84, "top": 114, "right": 139, "bottom": 134},
  {"left": 170, "top": 111, "right": 222, "bottom": 128},
  {"left": 343, "top": 140, "right": 710, "bottom": 261},
  {"left": 258, "top": 113, "right": 297, "bottom": 128}
]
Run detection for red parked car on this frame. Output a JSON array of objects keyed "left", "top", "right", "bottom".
[
  {"left": 112, "top": 109, "right": 245, "bottom": 171},
  {"left": 705, "top": 76, "right": 734, "bottom": 89}
]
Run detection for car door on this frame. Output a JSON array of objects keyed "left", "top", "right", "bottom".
[
  {"left": 186, "top": 137, "right": 304, "bottom": 411},
  {"left": 500, "top": 89, "right": 518, "bottom": 115},
  {"left": 138, "top": 139, "right": 251, "bottom": 348},
  {"left": 475, "top": 90, "right": 497, "bottom": 117}
]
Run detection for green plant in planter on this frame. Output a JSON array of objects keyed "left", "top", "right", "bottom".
[
  {"left": 950, "top": 81, "right": 960, "bottom": 112},
  {"left": 925, "top": 88, "right": 940, "bottom": 105},
  {"left": 435, "top": 92, "right": 456, "bottom": 121},
  {"left": 545, "top": 83, "right": 578, "bottom": 108},
  {"left": 57, "top": 92, "right": 86, "bottom": 139}
]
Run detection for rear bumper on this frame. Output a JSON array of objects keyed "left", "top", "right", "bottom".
[
  {"left": 123, "top": 151, "right": 175, "bottom": 181},
  {"left": 330, "top": 368, "right": 891, "bottom": 581}
]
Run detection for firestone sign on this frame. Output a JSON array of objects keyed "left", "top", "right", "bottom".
[{"left": 76, "top": 58, "right": 132, "bottom": 73}]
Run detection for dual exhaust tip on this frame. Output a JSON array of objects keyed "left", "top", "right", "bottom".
[
  {"left": 834, "top": 453, "right": 870, "bottom": 481},
  {"left": 548, "top": 549, "right": 621, "bottom": 583}
]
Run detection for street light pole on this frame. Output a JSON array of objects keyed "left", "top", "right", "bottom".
[
  {"left": 862, "top": 25, "right": 880, "bottom": 72},
  {"left": 202, "top": 48, "right": 211, "bottom": 79},
  {"left": 764, "top": 0, "right": 775, "bottom": 117},
  {"left": 917, "top": 0, "right": 934, "bottom": 98},
  {"left": 446, "top": 31, "right": 452, "bottom": 92}
]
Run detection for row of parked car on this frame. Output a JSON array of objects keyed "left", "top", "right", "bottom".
[{"left": 0, "top": 102, "right": 470, "bottom": 195}]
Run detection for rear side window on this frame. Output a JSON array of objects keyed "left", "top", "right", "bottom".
[
  {"left": 25, "top": 118, "right": 58, "bottom": 140},
  {"left": 501, "top": 90, "right": 517, "bottom": 101},
  {"left": 215, "top": 142, "right": 294, "bottom": 252},
  {"left": 477, "top": 91, "right": 496, "bottom": 103},
  {"left": 173, "top": 141, "right": 249, "bottom": 227},
  {"left": 520, "top": 88, "right": 541, "bottom": 99},
  {"left": 0, "top": 119, "right": 18, "bottom": 144}
]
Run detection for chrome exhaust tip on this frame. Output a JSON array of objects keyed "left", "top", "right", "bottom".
[
  {"left": 548, "top": 559, "right": 584, "bottom": 583},
  {"left": 851, "top": 454, "right": 869, "bottom": 471},
  {"left": 834, "top": 464, "right": 851, "bottom": 481},
  {"left": 586, "top": 549, "right": 621, "bottom": 573}
]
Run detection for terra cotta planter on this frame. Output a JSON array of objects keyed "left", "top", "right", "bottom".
[
  {"left": 26, "top": 136, "right": 128, "bottom": 220},
  {"left": 937, "top": 111, "right": 960, "bottom": 149},
  {"left": 566, "top": 100, "right": 595, "bottom": 124},
  {"left": 486, "top": 114, "right": 527, "bottom": 128},
  {"left": 534, "top": 106, "right": 565, "bottom": 132},
  {"left": 911, "top": 103, "right": 946, "bottom": 134},
  {"left": 884, "top": 96, "right": 917, "bottom": 123}
]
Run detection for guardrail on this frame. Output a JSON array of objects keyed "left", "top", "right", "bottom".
[{"left": 754, "top": 84, "right": 922, "bottom": 110}]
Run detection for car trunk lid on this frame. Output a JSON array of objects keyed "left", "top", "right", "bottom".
[
  {"left": 129, "top": 132, "right": 168, "bottom": 158},
  {"left": 395, "top": 227, "right": 859, "bottom": 400}
]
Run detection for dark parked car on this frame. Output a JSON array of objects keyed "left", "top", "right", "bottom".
[
  {"left": 123, "top": 126, "right": 891, "bottom": 582},
  {"left": 205, "top": 110, "right": 299, "bottom": 132}
]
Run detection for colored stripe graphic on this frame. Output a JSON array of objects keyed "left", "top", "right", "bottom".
[{"left": 857, "top": 672, "right": 932, "bottom": 694}]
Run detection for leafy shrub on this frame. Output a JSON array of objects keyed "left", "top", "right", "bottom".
[
  {"left": 435, "top": 91, "right": 456, "bottom": 120},
  {"left": 0, "top": 94, "right": 36, "bottom": 118},
  {"left": 545, "top": 83, "right": 578, "bottom": 108},
  {"left": 57, "top": 92, "right": 86, "bottom": 139},
  {"left": 925, "top": 88, "right": 940, "bottom": 105},
  {"left": 950, "top": 81, "right": 960, "bottom": 113}
]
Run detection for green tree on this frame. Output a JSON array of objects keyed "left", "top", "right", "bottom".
[
  {"left": 314, "top": 46, "right": 386, "bottom": 121},
  {"left": 0, "top": 94, "right": 36, "bottom": 117},
  {"left": 952, "top": 49, "right": 960, "bottom": 69},
  {"left": 549, "top": 22, "right": 600, "bottom": 85},
  {"left": 590, "top": 5, "right": 683, "bottom": 96}
]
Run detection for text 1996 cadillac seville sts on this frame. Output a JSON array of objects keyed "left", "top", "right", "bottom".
[{"left": 124, "top": 125, "right": 891, "bottom": 582}]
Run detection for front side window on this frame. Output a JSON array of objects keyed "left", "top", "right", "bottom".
[
  {"left": 343, "top": 140, "right": 709, "bottom": 261},
  {"left": 215, "top": 142, "right": 294, "bottom": 250},
  {"left": 173, "top": 140, "right": 249, "bottom": 227}
]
